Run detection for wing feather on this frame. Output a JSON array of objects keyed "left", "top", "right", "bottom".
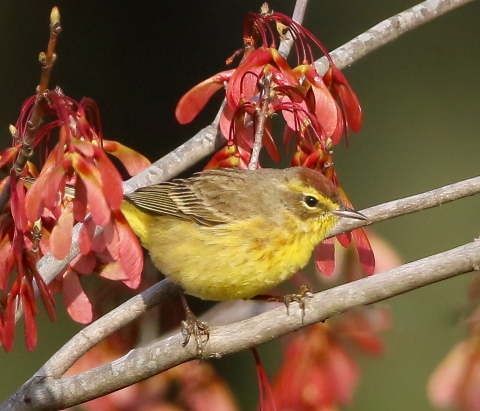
[{"left": 125, "top": 180, "right": 228, "bottom": 226}]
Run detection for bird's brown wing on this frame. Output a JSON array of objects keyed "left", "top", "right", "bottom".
[{"left": 125, "top": 180, "right": 229, "bottom": 226}]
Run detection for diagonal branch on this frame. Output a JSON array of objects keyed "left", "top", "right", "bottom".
[
  {"left": 41, "top": 279, "right": 178, "bottom": 378},
  {"left": 4, "top": 239, "right": 480, "bottom": 410},
  {"left": 315, "top": 0, "right": 477, "bottom": 75},
  {"left": 329, "top": 174, "right": 480, "bottom": 236}
]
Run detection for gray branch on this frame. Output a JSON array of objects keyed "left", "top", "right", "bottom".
[
  {"left": 3, "top": 239, "right": 480, "bottom": 410},
  {"left": 329, "top": 175, "right": 480, "bottom": 237},
  {"left": 315, "top": 0, "right": 476, "bottom": 75}
]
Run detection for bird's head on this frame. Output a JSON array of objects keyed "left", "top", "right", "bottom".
[{"left": 279, "top": 167, "right": 366, "bottom": 237}]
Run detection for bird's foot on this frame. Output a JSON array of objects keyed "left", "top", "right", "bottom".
[
  {"left": 180, "top": 293, "right": 210, "bottom": 356},
  {"left": 283, "top": 285, "right": 313, "bottom": 324},
  {"left": 181, "top": 316, "right": 210, "bottom": 356}
]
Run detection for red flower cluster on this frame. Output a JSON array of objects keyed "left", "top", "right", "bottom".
[
  {"left": 429, "top": 279, "right": 480, "bottom": 411},
  {"left": 0, "top": 88, "right": 150, "bottom": 350},
  {"left": 264, "top": 308, "right": 391, "bottom": 411},
  {"left": 429, "top": 338, "right": 480, "bottom": 411},
  {"left": 175, "top": 4, "right": 374, "bottom": 277}
]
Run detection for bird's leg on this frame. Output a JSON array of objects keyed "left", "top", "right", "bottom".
[
  {"left": 180, "top": 292, "right": 210, "bottom": 356},
  {"left": 283, "top": 285, "right": 313, "bottom": 324}
]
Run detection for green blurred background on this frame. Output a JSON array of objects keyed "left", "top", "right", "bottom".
[{"left": 0, "top": 1, "right": 479, "bottom": 410}]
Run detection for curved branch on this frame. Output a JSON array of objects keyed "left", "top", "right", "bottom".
[
  {"left": 314, "top": 0, "right": 476, "bottom": 75},
  {"left": 4, "top": 239, "right": 480, "bottom": 410},
  {"left": 41, "top": 280, "right": 178, "bottom": 378}
]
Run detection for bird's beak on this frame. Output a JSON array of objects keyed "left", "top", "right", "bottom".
[{"left": 332, "top": 206, "right": 368, "bottom": 220}]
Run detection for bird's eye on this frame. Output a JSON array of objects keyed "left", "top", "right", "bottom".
[{"left": 303, "top": 195, "right": 319, "bottom": 208}]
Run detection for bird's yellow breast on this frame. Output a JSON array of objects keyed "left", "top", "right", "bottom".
[{"left": 122, "top": 201, "right": 337, "bottom": 300}]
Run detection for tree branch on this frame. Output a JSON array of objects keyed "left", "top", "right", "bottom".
[
  {"left": 4, "top": 238, "right": 480, "bottom": 410},
  {"left": 41, "top": 280, "right": 179, "bottom": 378},
  {"left": 315, "top": 0, "right": 477, "bottom": 75},
  {"left": 329, "top": 174, "right": 480, "bottom": 237}
]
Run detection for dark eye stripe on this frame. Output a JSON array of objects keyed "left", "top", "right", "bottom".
[{"left": 303, "top": 195, "right": 319, "bottom": 208}]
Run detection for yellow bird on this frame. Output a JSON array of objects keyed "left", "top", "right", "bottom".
[{"left": 121, "top": 167, "right": 366, "bottom": 301}]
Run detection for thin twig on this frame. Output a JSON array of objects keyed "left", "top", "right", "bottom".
[
  {"left": 330, "top": 174, "right": 480, "bottom": 237},
  {"left": 0, "top": 8, "right": 61, "bottom": 213},
  {"left": 31, "top": 174, "right": 480, "bottom": 380},
  {"left": 38, "top": 8, "right": 61, "bottom": 96},
  {"left": 248, "top": 72, "right": 273, "bottom": 170},
  {"left": 4, "top": 240, "right": 480, "bottom": 410}
]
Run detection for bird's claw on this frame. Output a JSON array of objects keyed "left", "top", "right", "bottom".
[
  {"left": 179, "top": 291, "right": 210, "bottom": 356},
  {"left": 181, "top": 317, "right": 210, "bottom": 356},
  {"left": 284, "top": 285, "right": 313, "bottom": 324}
]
